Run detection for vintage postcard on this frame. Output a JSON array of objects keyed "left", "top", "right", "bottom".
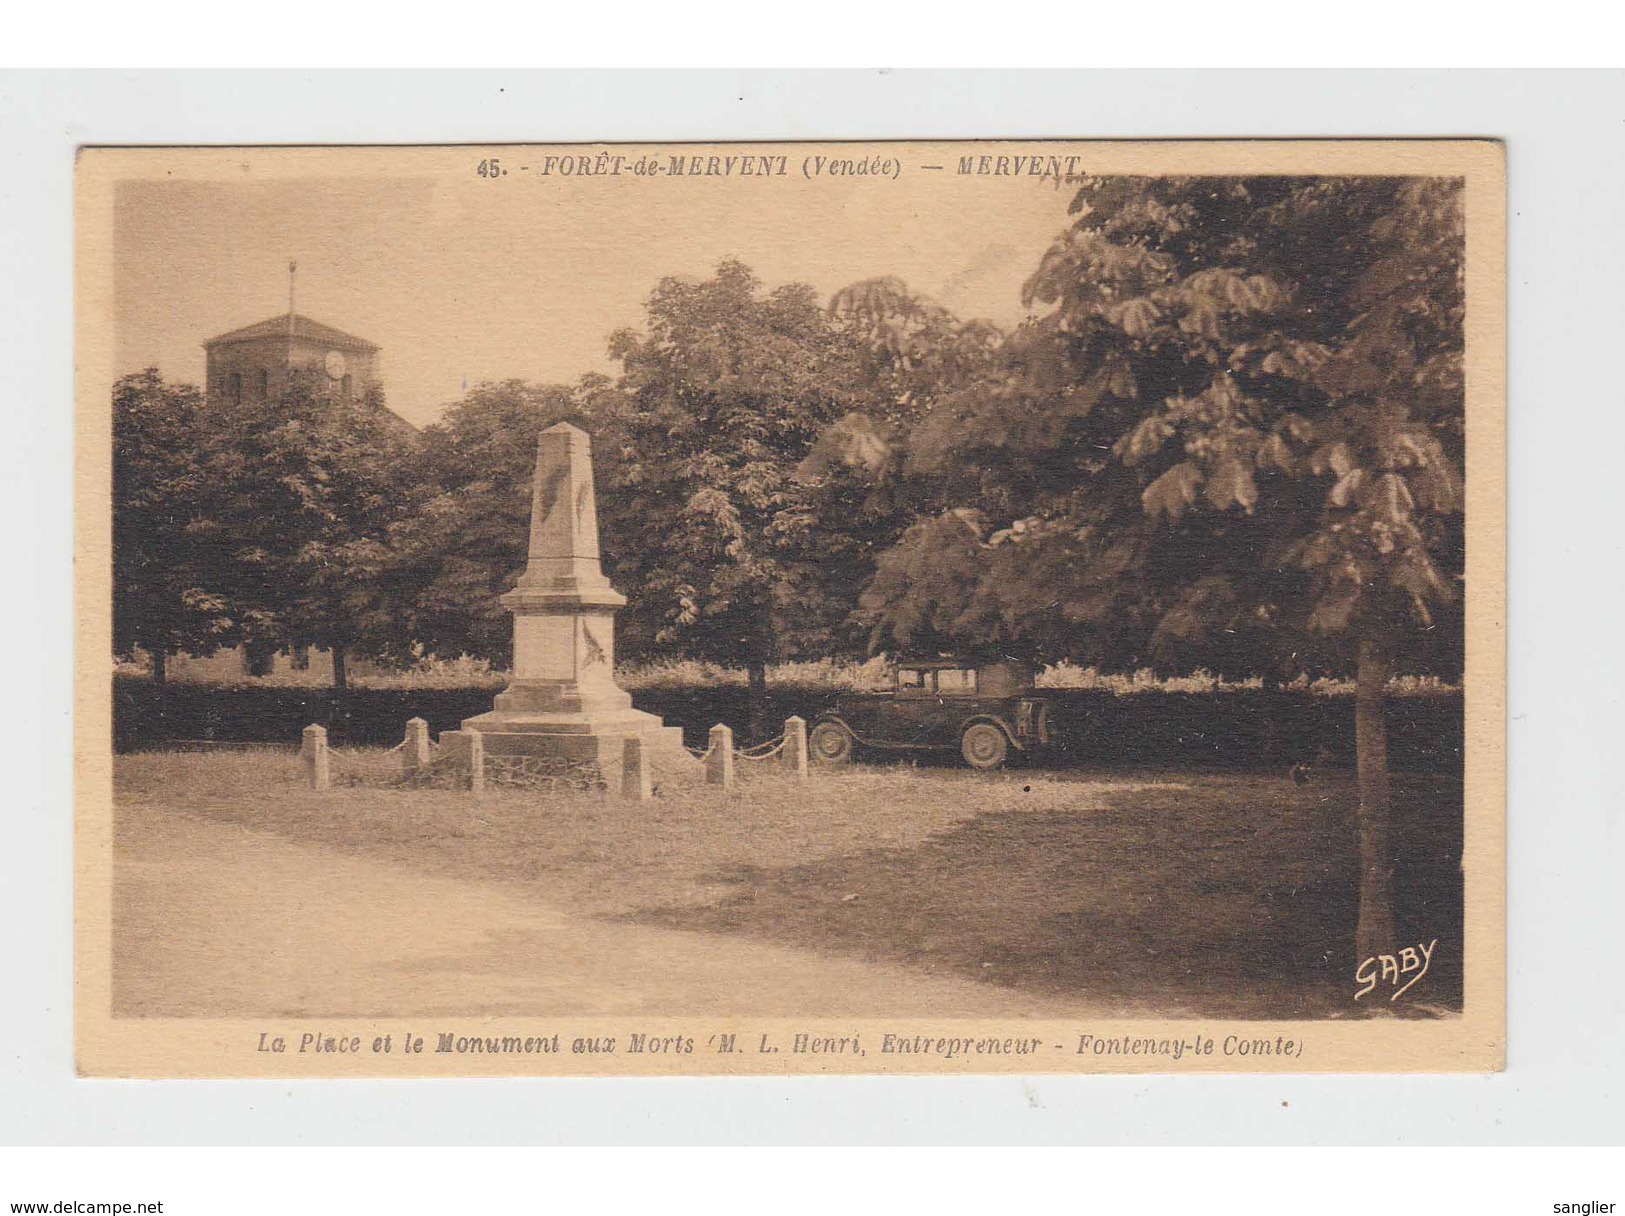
[{"left": 75, "top": 140, "right": 1505, "bottom": 1077}]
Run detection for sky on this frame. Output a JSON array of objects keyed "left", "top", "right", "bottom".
[{"left": 113, "top": 150, "right": 1083, "bottom": 427}]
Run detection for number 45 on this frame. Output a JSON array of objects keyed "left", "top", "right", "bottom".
[{"left": 477, "top": 158, "right": 503, "bottom": 178}]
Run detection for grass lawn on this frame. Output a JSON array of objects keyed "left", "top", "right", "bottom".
[{"left": 112, "top": 751, "right": 1463, "bottom": 1020}]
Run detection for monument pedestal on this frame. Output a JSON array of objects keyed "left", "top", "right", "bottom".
[
  {"left": 439, "top": 423, "right": 691, "bottom": 773},
  {"left": 440, "top": 680, "right": 687, "bottom": 768},
  {"left": 439, "top": 713, "right": 686, "bottom": 767}
]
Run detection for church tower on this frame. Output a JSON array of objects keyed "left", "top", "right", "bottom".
[
  {"left": 203, "top": 261, "right": 382, "bottom": 408},
  {"left": 165, "top": 263, "right": 409, "bottom": 683}
]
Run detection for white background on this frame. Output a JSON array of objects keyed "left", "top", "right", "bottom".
[{"left": 1, "top": 69, "right": 1621, "bottom": 1175}]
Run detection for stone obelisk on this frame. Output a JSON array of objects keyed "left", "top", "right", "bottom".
[{"left": 441, "top": 423, "right": 687, "bottom": 765}]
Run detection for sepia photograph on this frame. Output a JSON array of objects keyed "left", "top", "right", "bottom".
[{"left": 74, "top": 140, "right": 1506, "bottom": 1076}]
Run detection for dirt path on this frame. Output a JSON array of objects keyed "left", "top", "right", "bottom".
[{"left": 113, "top": 808, "right": 1089, "bottom": 1019}]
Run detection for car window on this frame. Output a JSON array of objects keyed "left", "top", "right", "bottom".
[
  {"left": 937, "top": 668, "right": 977, "bottom": 694},
  {"left": 897, "top": 668, "right": 925, "bottom": 689}
]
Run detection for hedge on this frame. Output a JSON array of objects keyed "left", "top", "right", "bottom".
[{"left": 111, "top": 676, "right": 1462, "bottom": 774}]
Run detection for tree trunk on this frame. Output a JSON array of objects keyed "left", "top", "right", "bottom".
[
  {"left": 151, "top": 648, "right": 167, "bottom": 686},
  {"left": 331, "top": 645, "right": 348, "bottom": 692},
  {"left": 746, "top": 660, "right": 768, "bottom": 743},
  {"left": 1353, "top": 633, "right": 1395, "bottom": 968}
]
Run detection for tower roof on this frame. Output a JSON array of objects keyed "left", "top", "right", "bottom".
[{"left": 204, "top": 312, "right": 379, "bottom": 352}]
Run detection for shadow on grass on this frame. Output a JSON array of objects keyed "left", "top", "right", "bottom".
[
  {"left": 637, "top": 773, "right": 1464, "bottom": 1020},
  {"left": 114, "top": 751, "right": 1463, "bottom": 1021}
]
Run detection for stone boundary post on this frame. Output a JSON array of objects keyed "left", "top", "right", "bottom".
[
  {"left": 781, "top": 716, "right": 809, "bottom": 779},
  {"left": 302, "top": 724, "right": 330, "bottom": 792},
  {"left": 404, "top": 717, "right": 431, "bottom": 775},
  {"left": 622, "top": 735, "right": 652, "bottom": 801},
  {"left": 467, "top": 729, "right": 485, "bottom": 794},
  {"left": 706, "top": 724, "right": 734, "bottom": 789}
]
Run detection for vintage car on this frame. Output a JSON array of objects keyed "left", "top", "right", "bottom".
[{"left": 809, "top": 659, "right": 1052, "bottom": 770}]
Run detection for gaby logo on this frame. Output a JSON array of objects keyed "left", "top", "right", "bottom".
[{"left": 1354, "top": 939, "right": 1439, "bottom": 1002}]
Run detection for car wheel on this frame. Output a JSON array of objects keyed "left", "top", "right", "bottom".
[
  {"left": 809, "top": 721, "right": 855, "bottom": 765},
  {"left": 960, "top": 722, "right": 1009, "bottom": 770}
]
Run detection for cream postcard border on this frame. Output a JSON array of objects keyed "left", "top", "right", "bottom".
[{"left": 73, "top": 139, "right": 1506, "bottom": 1077}]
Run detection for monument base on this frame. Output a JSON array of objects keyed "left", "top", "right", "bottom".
[{"left": 437, "top": 680, "right": 692, "bottom": 771}]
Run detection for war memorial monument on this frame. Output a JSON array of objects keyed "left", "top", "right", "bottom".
[{"left": 439, "top": 422, "right": 689, "bottom": 768}]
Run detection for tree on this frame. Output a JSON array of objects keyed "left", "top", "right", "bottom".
[
  {"left": 853, "top": 300, "right": 1176, "bottom": 669},
  {"left": 189, "top": 371, "right": 420, "bottom": 688},
  {"left": 1017, "top": 175, "right": 1465, "bottom": 965},
  {"left": 858, "top": 177, "right": 1465, "bottom": 969},
  {"left": 602, "top": 260, "right": 873, "bottom": 735},
  {"left": 112, "top": 370, "right": 235, "bottom": 682},
  {"left": 827, "top": 275, "right": 1005, "bottom": 426}
]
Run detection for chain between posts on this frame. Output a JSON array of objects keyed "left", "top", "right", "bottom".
[
  {"left": 735, "top": 734, "right": 788, "bottom": 762},
  {"left": 301, "top": 714, "right": 808, "bottom": 793}
]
